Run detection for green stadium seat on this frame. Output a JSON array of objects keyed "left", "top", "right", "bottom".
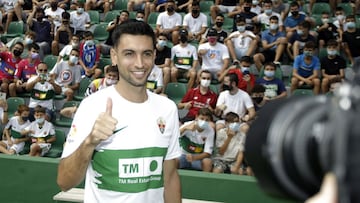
[
  {"left": 311, "top": 3, "right": 331, "bottom": 15},
  {"left": 292, "top": 89, "right": 314, "bottom": 96},
  {"left": 43, "top": 54, "right": 58, "bottom": 71},
  {"left": 3, "top": 21, "right": 24, "bottom": 39},
  {"left": 103, "top": 10, "right": 120, "bottom": 23},
  {"left": 200, "top": 1, "right": 214, "bottom": 12},
  {"left": 7, "top": 97, "right": 25, "bottom": 118},
  {"left": 164, "top": 82, "right": 187, "bottom": 104},
  {"left": 88, "top": 10, "right": 100, "bottom": 24},
  {"left": 114, "top": 0, "right": 127, "bottom": 10},
  {"left": 44, "top": 129, "right": 66, "bottom": 158},
  {"left": 54, "top": 101, "right": 80, "bottom": 128},
  {"left": 93, "top": 24, "right": 109, "bottom": 42},
  {"left": 148, "top": 12, "right": 159, "bottom": 29},
  {"left": 74, "top": 77, "right": 92, "bottom": 101}
]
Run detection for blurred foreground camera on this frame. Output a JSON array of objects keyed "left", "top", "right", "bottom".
[{"left": 245, "top": 82, "right": 360, "bottom": 203}]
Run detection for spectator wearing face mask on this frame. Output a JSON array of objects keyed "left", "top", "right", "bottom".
[
  {"left": 219, "top": 56, "right": 255, "bottom": 94},
  {"left": 154, "top": 33, "right": 171, "bottom": 92},
  {"left": 198, "top": 28, "right": 230, "bottom": 81},
  {"left": 250, "top": 84, "right": 266, "bottom": 111},
  {"left": 212, "top": 111, "right": 249, "bottom": 175},
  {"left": 178, "top": 70, "right": 218, "bottom": 124},
  {"left": 69, "top": 2, "right": 90, "bottom": 36},
  {"left": 176, "top": 107, "right": 214, "bottom": 172},
  {"left": 79, "top": 31, "right": 102, "bottom": 79},
  {"left": 52, "top": 12, "right": 74, "bottom": 56},
  {"left": 9, "top": 43, "right": 41, "bottom": 97},
  {"left": 57, "top": 34, "right": 80, "bottom": 63},
  {"left": 85, "top": 65, "right": 119, "bottom": 97},
  {"left": 255, "top": 62, "right": 287, "bottom": 101},
  {"left": 182, "top": 1, "right": 208, "bottom": 42},
  {"left": 200, "top": 13, "right": 228, "bottom": 44},
  {"left": 342, "top": 15, "right": 360, "bottom": 69},
  {"left": 5, "top": 31, "right": 37, "bottom": 59}
]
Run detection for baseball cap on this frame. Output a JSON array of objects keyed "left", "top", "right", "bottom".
[{"left": 207, "top": 28, "right": 217, "bottom": 37}]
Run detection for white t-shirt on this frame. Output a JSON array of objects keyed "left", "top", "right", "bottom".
[
  {"left": 198, "top": 42, "right": 229, "bottom": 73},
  {"left": 180, "top": 120, "right": 214, "bottom": 155},
  {"left": 216, "top": 89, "right": 254, "bottom": 118},
  {"left": 59, "top": 44, "right": 73, "bottom": 61},
  {"left": 182, "top": 12, "right": 207, "bottom": 34},
  {"left": 50, "top": 61, "right": 82, "bottom": 87},
  {"left": 45, "top": 7, "right": 65, "bottom": 30},
  {"left": 228, "top": 30, "right": 256, "bottom": 50},
  {"left": 147, "top": 65, "right": 163, "bottom": 88},
  {"left": 25, "top": 120, "right": 55, "bottom": 139},
  {"left": 61, "top": 86, "right": 182, "bottom": 203},
  {"left": 70, "top": 11, "right": 90, "bottom": 32},
  {"left": 171, "top": 43, "right": 198, "bottom": 70},
  {"left": 214, "top": 128, "right": 246, "bottom": 161},
  {"left": 0, "top": 0, "right": 17, "bottom": 12},
  {"left": 5, "top": 116, "right": 31, "bottom": 138},
  {"left": 256, "top": 11, "right": 283, "bottom": 28},
  {"left": 156, "top": 11, "right": 182, "bottom": 29},
  {"left": 27, "top": 76, "right": 56, "bottom": 110}
]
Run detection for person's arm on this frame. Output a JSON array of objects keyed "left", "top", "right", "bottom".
[
  {"left": 163, "top": 159, "right": 181, "bottom": 203},
  {"left": 26, "top": 7, "right": 36, "bottom": 27},
  {"left": 46, "top": 134, "right": 56, "bottom": 143},
  {"left": 66, "top": 82, "right": 80, "bottom": 91},
  {"left": 60, "top": 106, "right": 77, "bottom": 118},
  {"left": 57, "top": 98, "right": 117, "bottom": 191},
  {"left": 218, "top": 130, "right": 235, "bottom": 155},
  {"left": 189, "top": 152, "right": 211, "bottom": 161},
  {"left": 25, "top": 76, "right": 41, "bottom": 91},
  {"left": 343, "top": 42, "right": 354, "bottom": 65},
  {"left": 158, "top": 58, "right": 171, "bottom": 69},
  {"left": 243, "top": 107, "right": 256, "bottom": 121}
]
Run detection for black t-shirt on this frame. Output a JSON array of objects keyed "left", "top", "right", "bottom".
[
  {"left": 343, "top": 29, "right": 360, "bottom": 58},
  {"left": 155, "top": 46, "right": 171, "bottom": 66},
  {"left": 222, "top": 0, "right": 238, "bottom": 6},
  {"left": 320, "top": 55, "right": 346, "bottom": 75},
  {"left": 317, "top": 23, "right": 338, "bottom": 44},
  {"left": 58, "top": 27, "right": 74, "bottom": 45}
]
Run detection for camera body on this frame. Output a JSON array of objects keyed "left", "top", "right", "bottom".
[{"left": 245, "top": 82, "right": 360, "bottom": 202}]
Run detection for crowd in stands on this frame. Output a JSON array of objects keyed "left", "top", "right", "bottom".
[{"left": 0, "top": 0, "right": 358, "bottom": 176}]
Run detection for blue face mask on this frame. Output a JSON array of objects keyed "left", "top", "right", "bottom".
[
  {"left": 327, "top": 49, "right": 337, "bottom": 56},
  {"left": 297, "top": 30, "right": 304, "bottom": 35},
  {"left": 303, "top": 50, "right": 313, "bottom": 57},
  {"left": 157, "top": 40, "right": 167, "bottom": 48},
  {"left": 229, "top": 122, "right": 240, "bottom": 132},
  {"left": 237, "top": 25, "right": 246, "bottom": 32},
  {"left": 264, "top": 70, "right": 275, "bottom": 78},
  {"left": 36, "top": 117, "right": 45, "bottom": 124},
  {"left": 197, "top": 119, "right": 208, "bottom": 130},
  {"left": 265, "top": 9, "right": 272, "bottom": 15},
  {"left": 346, "top": 21, "right": 356, "bottom": 29}
]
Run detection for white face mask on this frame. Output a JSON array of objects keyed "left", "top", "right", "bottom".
[
  {"left": 36, "top": 117, "right": 45, "bottom": 124},
  {"left": 197, "top": 119, "right": 208, "bottom": 130},
  {"left": 200, "top": 79, "right": 211, "bottom": 87},
  {"left": 229, "top": 122, "right": 240, "bottom": 132},
  {"left": 105, "top": 78, "right": 118, "bottom": 85},
  {"left": 69, "top": 55, "right": 78, "bottom": 64}
]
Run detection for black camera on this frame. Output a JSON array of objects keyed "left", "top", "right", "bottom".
[{"left": 245, "top": 82, "right": 360, "bottom": 203}]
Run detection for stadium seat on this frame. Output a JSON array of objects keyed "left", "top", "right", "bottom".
[
  {"left": 44, "top": 129, "right": 66, "bottom": 158},
  {"left": 103, "top": 10, "right": 120, "bottom": 23},
  {"left": 114, "top": 0, "right": 127, "bottom": 10},
  {"left": 164, "top": 82, "right": 187, "bottom": 104},
  {"left": 200, "top": 1, "right": 214, "bottom": 12},
  {"left": 311, "top": 3, "right": 331, "bottom": 15},
  {"left": 7, "top": 97, "right": 25, "bottom": 118},
  {"left": 43, "top": 54, "right": 58, "bottom": 71},
  {"left": 3, "top": 21, "right": 24, "bottom": 39},
  {"left": 93, "top": 24, "right": 109, "bottom": 42},
  {"left": 209, "top": 84, "right": 220, "bottom": 94},
  {"left": 54, "top": 100, "right": 80, "bottom": 128},
  {"left": 88, "top": 10, "right": 100, "bottom": 24},
  {"left": 74, "top": 77, "right": 92, "bottom": 101},
  {"left": 292, "top": 89, "right": 314, "bottom": 96},
  {"left": 147, "top": 12, "right": 159, "bottom": 29},
  {"left": 338, "top": 3, "right": 354, "bottom": 16},
  {"left": 98, "top": 57, "right": 112, "bottom": 73}
]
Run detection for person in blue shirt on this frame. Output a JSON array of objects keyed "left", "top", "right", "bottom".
[
  {"left": 256, "top": 62, "right": 287, "bottom": 100},
  {"left": 284, "top": 2, "right": 313, "bottom": 40},
  {"left": 290, "top": 41, "right": 321, "bottom": 95}
]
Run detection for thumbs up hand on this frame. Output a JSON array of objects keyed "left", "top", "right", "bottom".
[{"left": 87, "top": 98, "right": 118, "bottom": 146}]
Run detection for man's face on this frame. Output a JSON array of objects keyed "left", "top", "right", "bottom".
[
  {"left": 264, "top": 2, "right": 272, "bottom": 10},
  {"left": 106, "top": 71, "right": 119, "bottom": 80},
  {"left": 37, "top": 63, "right": 48, "bottom": 75},
  {"left": 196, "top": 114, "right": 211, "bottom": 122},
  {"left": 12, "top": 44, "right": 24, "bottom": 54},
  {"left": 70, "top": 50, "right": 80, "bottom": 57},
  {"left": 215, "top": 16, "right": 224, "bottom": 24},
  {"left": 34, "top": 112, "right": 45, "bottom": 119},
  {"left": 111, "top": 34, "right": 155, "bottom": 88},
  {"left": 120, "top": 12, "right": 129, "bottom": 22}
]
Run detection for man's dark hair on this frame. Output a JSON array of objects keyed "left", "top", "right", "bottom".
[
  {"left": 198, "top": 107, "right": 213, "bottom": 119},
  {"left": 269, "top": 15, "right": 279, "bottom": 22},
  {"left": 71, "top": 48, "right": 80, "bottom": 54},
  {"left": 112, "top": 21, "right": 156, "bottom": 49},
  {"left": 62, "top": 11, "right": 70, "bottom": 19},
  {"left": 299, "top": 20, "right": 311, "bottom": 29},
  {"left": 290, "top": 1, "right": 299, "bottom": 8},
  {"left": 225, "top": 112, "right": 240, "bottom": 123},
  {"left": 251, "top": 84, "right": 266, "bottom": 94},
  {"left": 264, "top": 62, "right": 276, "bottom": 69},
  {"left": 327, "top": 39, "right": 338, "bottom": 47},
  {"left": 227, "top": 73, "right": 239, "bottom": 87},
  {"left": 83, "top": 31, "right": 94, "bottom": 38},
  {"left": 29, "top": 43, "right": 40, "bottom": 51},
  {"left": 106, "top": 65, "right": 119, "bottom": 73},
  {"left": 34, "top": 105, "right": 46, "bottom": 113},
  {"left": 14, "top": 41, "right": 24, "bottom": 49}
]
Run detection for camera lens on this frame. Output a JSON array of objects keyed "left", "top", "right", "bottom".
[{"left": 245, "top": 96, "right": 330, "bottom": 201}]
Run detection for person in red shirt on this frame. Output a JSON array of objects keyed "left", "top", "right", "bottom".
[
  {"left": 219, "top": 56, "right": 255, "bottom": 94},
  {"left": 178, "top": 70, "right": 218, "bottom": 124},
  {"left": 0, "top": 42, "right": 24, "bottom": 95},
  {"left": 9, "top": 43, "right": 41, "bottom": 97}
]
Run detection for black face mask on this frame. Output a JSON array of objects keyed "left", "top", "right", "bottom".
[
  {"left": 13, "top": 49, "right": 22, "bottom": 57},
  {"left": 291, "top": 11, "right": 299, "bottom": 16},
  {"left": 51, "top": 2, "right": 57, "bottom": 9},
  {"left": 180, "top": 35, "right": 188, "bottom": 43},
  {"left": 252, "top": 97, "right": 263, "bottom": 104},
  {"left": 244, "top": 6, "right": 251, "bottom": 12},
  {"left": 192, "top": 9, "right": 199, "bottom": 16},
  {"left": 215, "top": 22, "right": 223, "bottom": 27},
  {"left": 222, "top": 84, "right": 233, "bottom": 91},
  {"left": 167, "top": 6, "right": 174, "bottom": 13}
]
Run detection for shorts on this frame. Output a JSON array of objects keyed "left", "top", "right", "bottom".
[
  {"left": 61, "top": 86, "right": 72, "bottom": 95},
  {"left": 218, "top": 5, "right": 236, "bottom": 13},
  {"left": 2, "top": 137, "right": 25, "bottom": 154},
  {"left": 31, "top": 142, "right": 51, "bottom": 156},
  {"left": 261, "top": 49, "right": 276, "bottom": 63},
  {"left": 213, "top": 159, "right": 237, "bottom": 172},
  {"left": 176, "top": 68, "right": 190, "bottom": 80},
  {"left": 178, "top": 154, "right": 202, "bottom": 171},
  {"left": 133, "top": 3, "right": 145, "bottom": 11}
]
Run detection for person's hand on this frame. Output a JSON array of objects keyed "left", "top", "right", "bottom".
[
  {"left": 87, "top": 98, "right": 118, "bottom": 146},
  {"left": 8, "top": 139, "right": 13, "bottom": 146},
  {"left": 186, "top": 154, "right": 193, "bottom": 162},
  {"left": 305, "top": 173, "right": 337, "bottom": 203},
  {"left": 243, "top": 74, "right": 251, "bottom": 82},
  {"left": 305, "top": 79, "right": 313, "bottom": 86},
  {"left": 186, "top": 122, "right": 197, "bottom": 131},
  {"left": 184, "top": 101, "right": 192, "bottom": 109},
  {"left": 198, "top": 49, "right": 208, "bottom": 55}
]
